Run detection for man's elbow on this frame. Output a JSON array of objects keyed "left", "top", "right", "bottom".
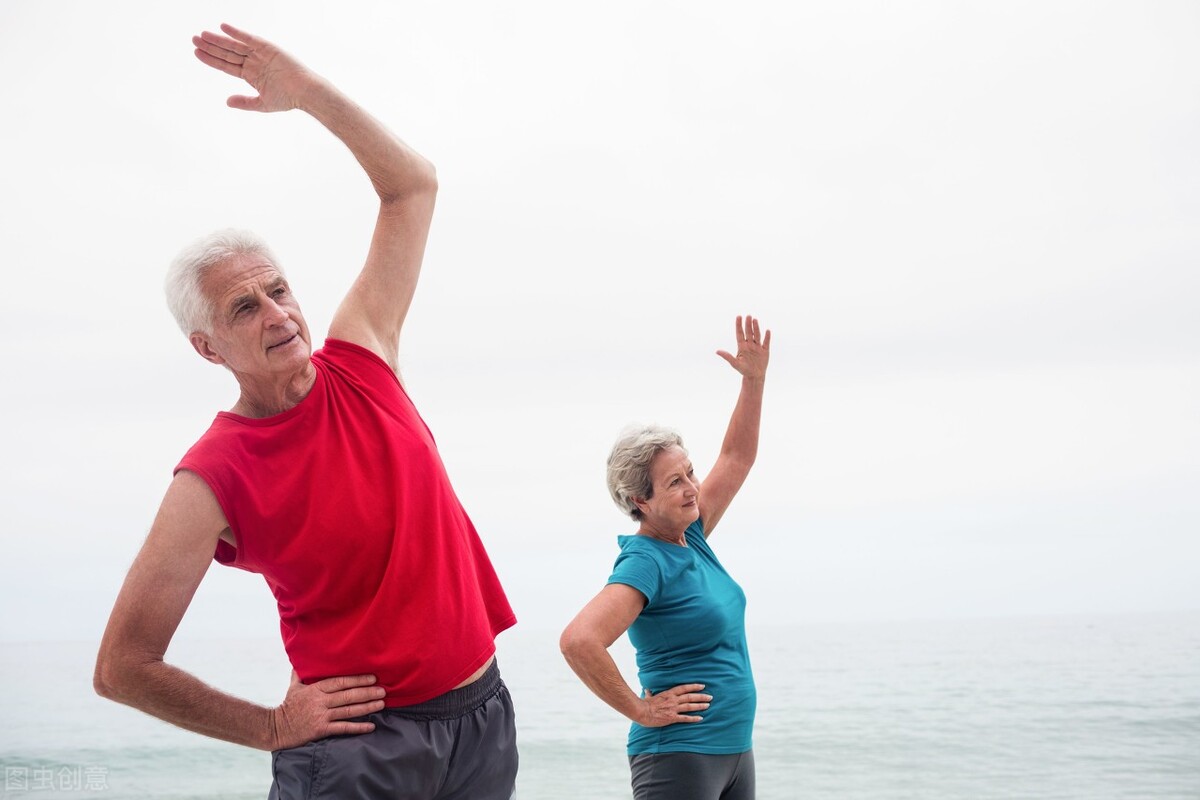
[
  {"left": 93, "top": 652, "right": 120, "bottom": 701},
  {"left": 559, "top": 626, "right": 572, "bottom": 652},
  {"left": 379, "top": 159, "right": 438, "bottom": 206},
  {"left": 420, "top": 159, "right": 438, "bottom": 191},
  {"left": 406, "top": 159, "right": 438, "bottom": 196},
  {"left": 93, "top": 647, "right": 143, "bottom": 704}
]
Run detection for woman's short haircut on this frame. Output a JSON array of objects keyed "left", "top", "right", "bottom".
[
  {"left": 607, "top": 425, "right": 687, "bottom": 521},
  {"left": 164, "top": 228, "right": 282, "bottom": 336}
]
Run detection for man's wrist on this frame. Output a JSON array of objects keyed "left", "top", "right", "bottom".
[
  {"left": 262, "top": 705, "right": 283, "bottom": 751},
  {"left": 294, "top": 74, "right": 343, "bottom": 117}
]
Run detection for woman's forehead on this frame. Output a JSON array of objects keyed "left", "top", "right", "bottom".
[{"left": 651, "top": 446, "right": 690, "bottom": 478}]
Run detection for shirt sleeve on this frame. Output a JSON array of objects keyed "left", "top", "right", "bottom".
[{"left": 607, "top": 547, "right": 663, "bottom": 606}]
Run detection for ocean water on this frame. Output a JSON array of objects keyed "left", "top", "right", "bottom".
[{"left": 2, "top": 612, "right": 1197, "bottom": 799}]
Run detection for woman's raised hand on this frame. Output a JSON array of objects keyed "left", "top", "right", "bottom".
[{"left": 716, "top": 315, "right": 770, "bottom": 381}]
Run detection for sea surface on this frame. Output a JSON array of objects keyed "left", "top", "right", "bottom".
[{"left": 2, "top": 612, "right": 1197, "bottom": 799}]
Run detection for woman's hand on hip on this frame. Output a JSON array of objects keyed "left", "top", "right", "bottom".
[{"left": 638, "top": 684, "right": 713, "bottom": 727}]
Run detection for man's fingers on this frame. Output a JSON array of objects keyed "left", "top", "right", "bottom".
[
  {"left": 325, "top": 720, "right": 377, "bottom": 737},
  {"left": 327, "top": 698, "right": 387, "bottom": 719},
  {"left": 325, "top": 686, "right": 387, "bottom": 708},
  {"left": 227, "top": 94, "right": 264, "bottom": 112},
  {"left": 193, "top": 48, "right": 243, "bottom": 78},
  {"left": 315, "top": 673, "right": 379, "bottom": 692},
  {"left": 195, "top": 31, "right": 250, "bottom": 59},
  {"left": 220, "top": 22, "right": 267, "bottom": 49}
]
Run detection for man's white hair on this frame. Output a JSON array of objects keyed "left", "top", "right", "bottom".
[{"left": 164, "top": 228, "right": 282, "bottom": 336}]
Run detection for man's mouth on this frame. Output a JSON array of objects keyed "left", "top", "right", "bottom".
[{"left": 267, "top": 333, "right": 298, "bottom": 351}]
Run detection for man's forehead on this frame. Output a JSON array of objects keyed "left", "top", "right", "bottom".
[{"left": 204, "top": 256, "right": 285, "bottom": 298}]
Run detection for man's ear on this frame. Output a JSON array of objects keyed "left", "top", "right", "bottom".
[{"left": 190, "top": 332, "right": 226, "bottom": 366}]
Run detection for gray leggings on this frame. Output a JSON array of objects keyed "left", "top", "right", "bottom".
[{"left": 629, "top": 750, "right": 755, "bottom": 800}]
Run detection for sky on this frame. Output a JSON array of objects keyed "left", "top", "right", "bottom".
[{"left": 1, "top": 1, "right": 1198, "bottom": 648}]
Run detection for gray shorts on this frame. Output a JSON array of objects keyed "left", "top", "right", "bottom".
[
  {"left": 268, "top": 660, "right": 517, "bottom": 800},
  {"left": 629, "top": 749, "right": 755, "bottom": 800}
]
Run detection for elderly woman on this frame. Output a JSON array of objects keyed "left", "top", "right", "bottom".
[{"left": 561, "top": 315, "right": 770, "bottom": 800}]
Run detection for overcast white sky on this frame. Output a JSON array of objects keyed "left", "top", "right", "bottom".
[{"left": 1, "top": 1, "right": 1198, "bottom": 646}]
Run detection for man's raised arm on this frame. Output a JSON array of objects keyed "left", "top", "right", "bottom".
[{"left": 193, "top": 23, "right": 437, "bottom": 371}]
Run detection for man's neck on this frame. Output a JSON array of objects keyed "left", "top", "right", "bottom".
[{"left": 229, "top": 362, "right": 318, "bottom": 418}]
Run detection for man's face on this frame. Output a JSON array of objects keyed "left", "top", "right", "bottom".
[{"left": 189, "top": 254, "right": 312, "bottom": 378}]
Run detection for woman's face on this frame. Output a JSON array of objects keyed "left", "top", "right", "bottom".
[{"left": 636, "top": 445, "right": 700, "bottom": 533}]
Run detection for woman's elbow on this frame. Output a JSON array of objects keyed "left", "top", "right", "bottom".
[
  {"left": 559, "top": 622, "right": 594, "bottom": 665},
  {"left": 559, "top": 625, "right": 578, "bottom": 659}
]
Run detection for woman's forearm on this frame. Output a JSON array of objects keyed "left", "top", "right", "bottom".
[{"left": 560, "top": 635, "right": 647, "bottom": 724}]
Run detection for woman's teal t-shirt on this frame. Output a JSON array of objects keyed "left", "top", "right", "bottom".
[{"left": 606, "top": 519, "right": 755, "bottom": 755}]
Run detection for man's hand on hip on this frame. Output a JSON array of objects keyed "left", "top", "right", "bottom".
[{"left": 268, "top": 671, "right": 387, "bottom": 751}]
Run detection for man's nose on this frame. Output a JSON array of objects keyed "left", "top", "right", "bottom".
[{"left": 263, "top": 297, "right": 288, "bottom": 326}]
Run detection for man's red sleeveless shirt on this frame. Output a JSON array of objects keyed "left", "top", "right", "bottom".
[{"left": 176, "top": 339, "right": 516, "bottom": 706}]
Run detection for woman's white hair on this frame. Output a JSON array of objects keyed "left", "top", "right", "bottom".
[
  {"left": 164, "top": 228, "right": 282, "bottom": 336},
  {"left": 606, "top": 424, "right": 687, "bottom": 521}
]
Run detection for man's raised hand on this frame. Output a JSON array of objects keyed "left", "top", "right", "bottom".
[{"left": 192, "top": 23, "right": 321, "bottom": 113}]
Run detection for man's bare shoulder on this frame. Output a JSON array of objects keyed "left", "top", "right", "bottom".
[{"left": 156, "top": 469, "right": 232, "bottom": 547}]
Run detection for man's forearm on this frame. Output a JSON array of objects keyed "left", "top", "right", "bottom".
[
  {"left": 298, "top": 77, "right": 436, "bottom": 204},
  {"left": 95, "top": 657, "right": 276, "bottom": 750}
]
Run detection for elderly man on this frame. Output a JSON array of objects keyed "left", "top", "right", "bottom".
[{"left": 94, "top": 24, "right": 518, "bottom": 799}]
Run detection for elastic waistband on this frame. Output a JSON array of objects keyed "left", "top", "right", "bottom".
[{"left": 387, "top": 659, "right": 503, "bottom": 721}]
